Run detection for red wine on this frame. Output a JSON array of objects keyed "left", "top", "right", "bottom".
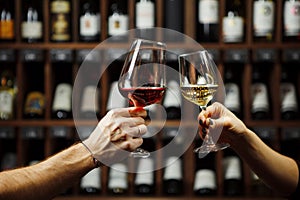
[{"left": 120, "top": 87, "right": 166, "bottom": 107}]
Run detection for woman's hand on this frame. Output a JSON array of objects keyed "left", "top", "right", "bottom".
[
  {"left": 197, "top": 102, "right": 248, "bottom": 146},
  {"left": 83, "top": 107, "right": 147, "bottom": 165}
]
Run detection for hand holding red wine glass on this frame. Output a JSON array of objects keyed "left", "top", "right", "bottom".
[{"left": 118, "top": 38, "right": 167, "bottom": 158}]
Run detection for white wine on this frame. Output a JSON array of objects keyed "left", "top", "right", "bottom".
[{"left": 181, "top": 84, "right": 218, "bottom": 107}]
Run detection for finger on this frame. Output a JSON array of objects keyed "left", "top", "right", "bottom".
[
  {"left": 111, "top": 132, "right": 127, "bottom": 142},
  {"left": 128, "top": 107, "right": 147, "bottom": 118},
  {"left": 198, "top": 127, "right": 207, "bottom": 140},
  {"left": 124, "top": 124, "right": 147, "bottom": 138},
  {"left": 205, "top": 102, "right": 223, "bottom": 118},
  {"left": 198, "top": 113, "right": 210, "bottom": 128},
  {"left": 119, "top": 137, "right": 143, "bottom": 151}
]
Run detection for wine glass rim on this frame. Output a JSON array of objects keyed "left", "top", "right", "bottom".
[
  {"left": 132, "top": 38, "right": 166, "bottom": 47},
  {"left": 178, "top": 49, "right": 208, "bottom": 58}
]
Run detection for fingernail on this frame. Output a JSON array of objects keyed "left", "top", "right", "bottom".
[
  {"left": 199, "top": 119, "right": 203, "bottom": 125},
  {"left": 209, "top": 118, "right": 214, "bottom": 126}
]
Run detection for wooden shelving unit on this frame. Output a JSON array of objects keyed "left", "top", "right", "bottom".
[{"left": 0, "top": 0, "right": 299, "bottom": 199}]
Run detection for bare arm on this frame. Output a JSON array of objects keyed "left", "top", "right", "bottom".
[
  {"left": 0, "top": 107, "right": 147, "bottom": 200},
  {"left": 198, "top": 102, "right": 299, "bottom": 196},
  {"left": 231, "top": 128, "right": 298, "bottom": 196},
  {"left": 0, "top": 143, "right": 94, "bottom": 200}
]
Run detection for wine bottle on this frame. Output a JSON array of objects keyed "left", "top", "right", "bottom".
[
  {"left": 197, "top": 0, "right": 219, "bottom": 42},
  {"left": 21, "top": 0, "right": 43, "bottom": 43},
  {"left": 194, "top": 153, "right": 217, "bottom": 196},
  {"left": 250, "top": 170, "right": 272, "bottom": 196},
  {"left": 164, "top": 0, "right": 183, "bottom": 32},
  {"left": 52, "top": 83, "right": 72, "bottom": 119},
  {"left": 0, "top": 1, "right": 14, "bottom": 42},
  {"left": 280, "top": 68, "right": 298, "bottom": 120},
  {"left": 1, "top": 152, "right": 17, "bottom": 171},
  {"left": 224, "top": 66, "right": 242, "bottom": 117},
  {"left": 0, "top": 70, "right": 16, "bottom": 120},
  {"left": 50, "top": 0, "right": 71, "bottom": 42},
  {"left": 135, "top": 0, "right": 155, "bottom": 29},
  {"left": 222, "top": 0, "right": 244, "bottom": 43},
  {"left": 163, "top": 80, "right": 181, "bottom": 120},
  {"left": 135, "top": 0, "right": 155, "bottom": 38},
  {"left": 24, "top": 91, "right": 45, "bottom": 119},
  {"left": 163, "top": 156, "right": 183, "bottom": 195},
  {"left": 283, "top": 0, "right": 300, "bottom": 41},
  {"left": 80, "top": 167, "right": 101, "bottom": 194},
  {"left": 253, "top": 0, "right": 275, "bottom": 41},
  {"left": 251, "top": 67, "right": 270, "bottom": 120},
  {"left": 223, "top": 150, "right": 243, "bottom": 196},
  {"left": 134, "top": 157, "right": 155, "bottom": 195},
  {"left": 22, "top": 127, "right": 45, "bottom": 163},
  {"left": 107, "top": 0, "right": 129, "bottom": 40},
  {"left": 79, "top": 0, "right": 100, "bottom": 42},
  {"left": 80, "top": 85, "right": 100, "bottom": 119},
  {"left": 281, "top": 128, "right": 300, "bottom": 160},
  {"left": 108, "top": 163, "right": 128, "bottom": 195}
]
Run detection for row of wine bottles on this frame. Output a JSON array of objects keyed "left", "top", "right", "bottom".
[
  {"left": 225, "top": 63, "right": 300, "bottom": 121},
  {"left": 0, "top": 148, "right": 275, "bottom": 197},
  {"left": 1, "top": 125, "right": 299, "bottom": 196},
  {"left": 1, "top": 61, "right": 300, "bottom": 121},
  {"left": 0, "top": 0, "right": 299, "bottom": 43}
]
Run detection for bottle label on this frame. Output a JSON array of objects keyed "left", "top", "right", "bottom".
[
  {"left": 51, "top": 1, "right": 70, "bottom": 13},
  {"left": 108, "top": 163, "right": 128, "bottom": 189},
  {"left": 21, "top": 22, "right": 42, "bottom": 39},
  {"left": 106, "top": 81, "right": 126, "bottom": 111},
  {"left": 108, "top": 13, "right": 129, "bottom": 36},
  {"left": 223, "top": 156, "right": 241, "bottom": 180},
  {"left": 135, "top": 158, "right": 154, "bottom": 185},
  {"left": 164, "top": 157, "right": 182, "bottom": 180},
  {"left": 280, "top": 83, "right": 298, "bottom": 112},
  {"left": 198, "top": 0, "right": 219, "bottom": 24},
  {"left": 51, "top": 13, "right": 70, "bottom": 41},
  {"left": 224, "top": 83, "right": 240, "bottom": 113},
  {"left": 222, "top": 15, "right": 244, "bottom": 42},
  {"left": 136, "top": 0, "right": 155, "bottom": 28},
  {"left": 81, "top": 168, "right": 101, "bottom": 189},
  {"left": 284, "top": 1, "right": 300, "bottom": 36},
  {"left": 194, "top": 169, "right": 216, "bottom": 190},
  {"left": 163, "top": 80, "right": 181, "bottom": 108},
  {"left": 0, "top": 20, "right": 14, "bottom": 39},
  {"left": 81, "top": 86, "right": 99, "bottom": 112},
  {"left": 251, "top": 83, "right": 269, "bottom": 113},
  {"left": 24, "top": 91, "right": 45, "bottom": 116},
  {"left": 52, "top": 83, "right": 72, "bottom": 111},
  {"left": 0, "top": 91, "right": 13, "bottom": 113},
  {"left": 80, "top": 14, "right": 100, "bottom": 36},
  {"left": 253, "top": 1, "right": 274, "bottom": 36}
]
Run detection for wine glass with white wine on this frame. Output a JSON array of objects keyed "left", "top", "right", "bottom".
[{"left": 178, "top": 50, "right": 229, "bottom": 158}]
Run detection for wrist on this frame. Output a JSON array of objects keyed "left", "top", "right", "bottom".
[
  {"left": 80, "top": 142, "right": 102, "bottom": 168},
  {"left": 76, "top": 142, "right": 99, "bottom": 169}
]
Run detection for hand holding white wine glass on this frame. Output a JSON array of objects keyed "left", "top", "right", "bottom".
[
  {"left": 118, "top": 38, "right": 167, "bottom": 158},
  {"left": 178, "top": 50, "right": 229, "bottom": 158}
]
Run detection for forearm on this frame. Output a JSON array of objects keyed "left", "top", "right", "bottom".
[
  {"left": 230, "top": 128, "right": 299, "bottom": 196},
  {"left": 0, "top": 143, "right": 95, "bottom": 200}
]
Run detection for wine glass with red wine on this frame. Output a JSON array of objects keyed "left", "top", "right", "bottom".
[{"left": 118, "top": 38, "right": 167, "bottom": 158}]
